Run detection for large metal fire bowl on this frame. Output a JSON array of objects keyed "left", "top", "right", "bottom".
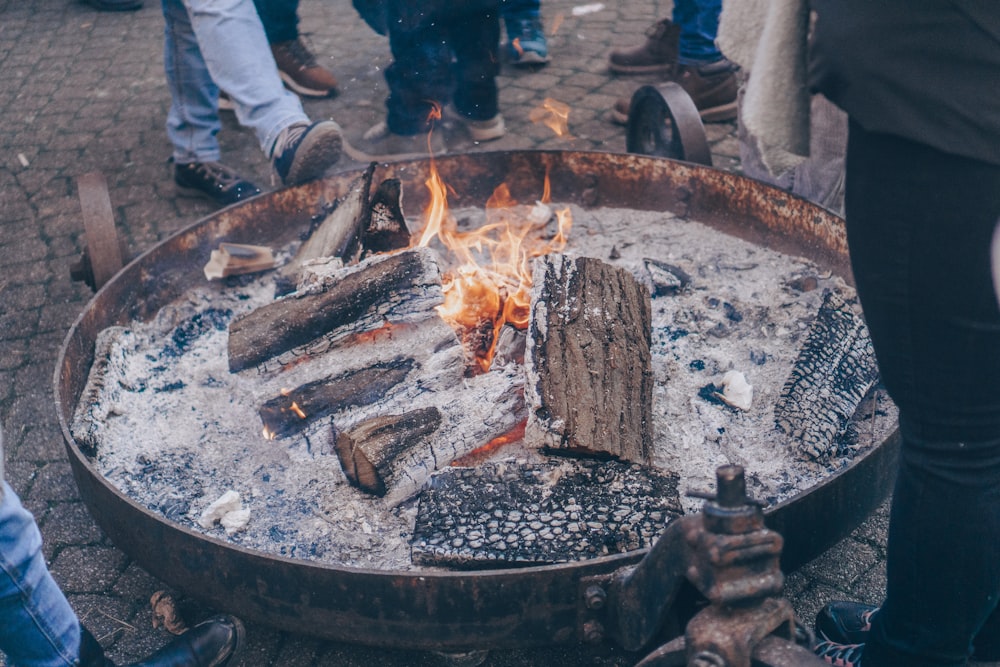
[{"left": 55, "top": 151, "right": 898, "bottom": 652}]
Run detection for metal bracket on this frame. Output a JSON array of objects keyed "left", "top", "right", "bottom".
[{"left": 625, "top": 83, "right": 712, "bottom": 166}]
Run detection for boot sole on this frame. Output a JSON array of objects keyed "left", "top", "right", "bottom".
[
  {"left": 609, "top": 101, "right": 736, "bottom": 126},
  {"left": 608, "top": 62, "right": 675, "bottom": 75},
  {"left": 282, "top": 122, "right": 343, "bottom": 186},
  {"left": 279, "top": 71, "right": 336, "bottom": 99}
]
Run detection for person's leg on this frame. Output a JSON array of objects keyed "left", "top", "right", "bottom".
[
  {"left": 843, "top": 120, "right": 1000, "bottom": 667},
  {"left": 450, "top": 9, "right": 501, "bottom": 122},
  {"left": 383, "top": 20, "right": 452, "bottom": 135},
  {"left": 672, "top": 0, "right": 722, "bottom": 64},
  {"left": 251, "top": 0, "right": 299, "bottom": 44},
  {"left": 0, "top": 482, "right": 80, "bottom": 667}
]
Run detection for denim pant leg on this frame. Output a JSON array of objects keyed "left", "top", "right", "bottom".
[
  {"left": 449, "top": 11, "right": 500, "bottom": 122},
  {"left": 384, "top": 20, "right": 453, "bottom": 135},
  {"left": 252, "top": 0, "right": 299, "bottom": 44},
  {"left": 161, "top": 0, "right": 307, "bottom": 162},
  {"left": 672, "top": 0, "right": 722, "bottom": 63},
  {"left": 0, "top": 483, "right": 80, "bottom": 667},
  {"left": 500, "top": 0, "right": 539, "bottom": 20},
  {"left": 843, "top": 121, "right": 1000, "bottom": 667}
]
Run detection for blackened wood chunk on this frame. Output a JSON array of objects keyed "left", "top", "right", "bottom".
[
  {"left": 335, "top": 407, "right": 443, "bottom": 497},
  {"left": 228, "top": 248, "right": 443, "bottom": 373},
  {"left": 361, "top": 178, "right": 410, "bottom": 257},
  {"left": 775, "top": 290, "right": 880, "bottom": 460},
  {"left": 525, "top": 254, "right": 654, "bottom": 464},
  {"left": 259, "top": 358, "right": 413, "bottom": 439},
  {"left": 644, "top": 258, "right": 691, "bottom": 296},
  {"left": 411, "top": 459, "right": 682, "bottom": 568},
  {"left": 275, "top": 163, "right": 376, "bottom": 295}
]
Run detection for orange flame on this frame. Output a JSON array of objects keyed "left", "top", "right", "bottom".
[
  {"left": 416, "top": 165, "right": 573, "bottom": 372},
  {"left": 529, "top": 98, "right": 571, "bottom": 137}
]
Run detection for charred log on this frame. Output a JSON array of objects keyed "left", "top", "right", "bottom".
[
  {"left": 259, "top": 358, "right": 413, "bottom": 439},
  {"left": 775, "top": 290, "right": 880, "bottom": 460},
  {"left": 524, "top": 254, "right": 654, "bottom": 464},
  {"left": 411, "top": 459, "right": 681, "bottom": 568},
  {"left": 361, "top": 178, "right": 410, "bottom": 257},
  {"left": 334, "top": 407, "right": 443, "bottom": 497},
  {"left": 228, "top": 248, "right": 443, "bottom": 373},
  {"left": 275, "top": 163, "right": 376, "bottom": 295}
]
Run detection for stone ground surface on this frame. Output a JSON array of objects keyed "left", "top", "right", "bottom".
[{"left": 0, "top": 0, "right": 893, "bottom": 664}]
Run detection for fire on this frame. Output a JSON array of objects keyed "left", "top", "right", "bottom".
[
  {"left": 529, "top": 98, "right": 571, "bottom": 137},
  {"left": 415, "top": 164, "right": 573, "bottom": 372}
]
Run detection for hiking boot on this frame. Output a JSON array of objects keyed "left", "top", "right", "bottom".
[
  {"left": 608, "top": 18, "right": 680, "bottom": 75},
  {"left": 816, "top": 601, "right": 878, "bottom": 645},
  {"left": 79, "top": 0, "right": 143, "bottom": 10},
  {"left": 345, "top": 121, "right": 446, "bottom": 162},
  {"left": 174, "top": 161, "right": 261, "bottom": 207},
  {"left": 505, "top": 15, "right": 550, "bottom": 66},
  {"left": 271, "top": 38, "right": 338, "bottom": 98},
  {"left": 271, "top": 120, "right": 343, "bottom": 186},
  {"left": 814, "top": 639, "right": 865, "bottom": 666},
  {"left": 609, "top": 58, "right": 738, "bottom": 125},
  {"left": 78, "top": 615, "right": 244, "bottom": 667},
  {"left": 463, "top": 114, "right": 506, "bottom": 142}
]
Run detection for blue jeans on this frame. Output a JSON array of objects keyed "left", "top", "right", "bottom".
[
  {"left": 844, "top": 122, "right": 1000, "bottom": 667},
  {"left": 253, "top": 0, "right": 299, "bottom": 44},
  {"left": 0, "top": 482, "right": 80, "bottom": 667},
  {"left": 501, "top": 0, "right": 539, "bottom": 19},
  {"left": 673, "top": 0, "right": 722, "bottom": 63},
  {"left": 161, "top": 0, "right": 308, "bottom": 163}
]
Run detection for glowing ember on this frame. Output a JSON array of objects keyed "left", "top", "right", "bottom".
[
  {"left": 529, "top": 98, "right": 571, "bottom": 137},
  {"left": 415, "top": 165, "right": 572, "bottom": 372}
]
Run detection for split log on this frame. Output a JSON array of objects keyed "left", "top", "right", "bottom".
[
  {"left": 775, "top": 290, "right": 880, "bottom": 460},
  {"left": 524, "top": 254, "right": 654, "bottom": 464},
  {"left": 411, "top": 459, "right": 681, "bottom": 568},
  {"left": 274, "top": 163, "right": 375, "bottom": 295},
  {"left": 259, "top": 358, "right": 413, "bottom": 439},
  {"left": 71, "top": 325, "right": 131, "bottom": 456},
  {"left": 361, "top": 178, "right": 410, "bottom": 257},
  {"left": 335, "top": 407, "right": 443, "bottom": 497},
  {"left": 228, "top": 248, "right": 444, "bottom": 373}
]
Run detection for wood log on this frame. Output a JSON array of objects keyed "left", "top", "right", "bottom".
[
  {"left": 335, "top": 407, "right": 443, "bottom": 497},
  {"left": 259, "top": 358, "right": 413, "bottom": 439},
  {"left": 274, "top": 163, "right": 375, "bottom": 295},
  {"left": 524, "top": 254, "right": 654, "bottom": 464},
  {"left": 203, "top": 243, "right": 276, "bottom": 280},
  {"left": 361, "top": 178, "right": 410, "bottom": 258},
  {"left": 411, "top": 459, "right": 681, "bottom": 568},
  {"left": 228, "top": 248, "right": 444, "bottom": 373},
  {"left": 775, "top": 290, "right": 880, "bottom": 460}
]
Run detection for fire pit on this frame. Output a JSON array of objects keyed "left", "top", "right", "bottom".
[{"left": 56, "top": 151, "right": 898, "bottom": 652}]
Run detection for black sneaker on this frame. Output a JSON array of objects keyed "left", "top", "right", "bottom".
[
  {"left": 271, "top": 120, "right": 343, "bottom": 186},
  {"left": 174, "top": 161, "right": 261, "bottom": 207},
  {"left": 136, "top": 614, "right": 244, "bottom": 666},
  {"left": 814, "top": 639, "right": 865, "bottom": 666},
  {"left": 816, "top": 601, "right": 878, "bottom": 645}
]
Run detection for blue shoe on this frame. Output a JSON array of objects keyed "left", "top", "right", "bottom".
[
  {"left": 504, "top": 16, "right": 549, "bottom": 66},
  {"left": 271, "top": 120, "right": 343, "bottom": 186}
]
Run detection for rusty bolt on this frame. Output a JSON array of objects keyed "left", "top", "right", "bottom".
[
  {"left": 690, "top": 650, "right": 727, "bottom": 667},
  {"left": 585, "top": 584, "right": 607, "bottom": 610},
  {"left": 582, "top": 620, "right": 605, "bottom": 644}
]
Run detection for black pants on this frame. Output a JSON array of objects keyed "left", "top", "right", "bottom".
[
  {"left": 384, "top": 6, "right": 500, "bottom": 135},
  {"left": 845, "top": 121, "right": 1000, "bottom": 667}
]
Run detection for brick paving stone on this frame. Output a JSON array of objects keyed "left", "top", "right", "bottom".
[{"left": 0, "top": 0, "right": 887, "bottom": 664}]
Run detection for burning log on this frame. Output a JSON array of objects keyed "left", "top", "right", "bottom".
[
  {"left": 275, "top": 164, "right": 375, "bottom": 295},
  {"left": 361, "top": 178, "right": 410, "bottom": 257},
  {"left": 334, "top": 407, "right": 443, "bottom": 497},
  {"left": 259, "top": 358, "right": 414, "bottom": 439},
  {"left": 775, "top": 290, "right": 880, "bottom": 460},
  {"left": 524, "top": 254, "right": 654, "bottom": 464},
  {"left": 411, "top": 459, "right": 682, "bottom": 568},
  {"left": 228, "top": 248, "right": 444, "bottom": 373}
]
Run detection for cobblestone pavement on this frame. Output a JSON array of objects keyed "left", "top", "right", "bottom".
[{"left": 0, "top": 0, "right": 891, "bottom": 665}]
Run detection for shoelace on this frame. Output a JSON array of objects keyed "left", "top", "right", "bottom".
[
  {"left": 185, "top": 162, "right": 244, "bottom": 192},
  {"left": 815, "top": 639, "right": 864, "bottom": 667},
  {"left": 276, "top": 37, "right": 319, "bottom": 70},
  {"left": 271, "top": 123, "right": 308, "bottom": 160}
]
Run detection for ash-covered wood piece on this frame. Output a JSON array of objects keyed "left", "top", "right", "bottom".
[
  {"left": 524, "top": 254, "right": 654, "bottom": 464},
  {"left": 775, "top": 290, "right": 880, "bottom": 460},
  {"left": 411, "top": 459, "right": 682, "bottom": 568},
  {"left": 275, "top": 163, "right": 375, "bottom": 295},
  {"left": 203, "top": 243, "right": 276, "bottom": 280},
  {"left": 259, "top": 358, "right": 413, "bottom": 439},
  {"left": 361, "top": 178, "right": 409, "bottom": 257},
  {"left": 228, "top": 248, "right": 443, "bottom": 373},
  {"left": 335, "top": 407, "right": 443, "bottom": 497},
  {"left": 72, "top": 325, "right": 130, "bottom": 456}
]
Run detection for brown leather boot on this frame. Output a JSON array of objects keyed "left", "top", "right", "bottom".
[
  {"left": 608, "top": 18, "right": 680, "bottom": 75},
  {"left": 271, "top": 38, "right": 338, "bottom": 98},
  {"left": 610, "top": 58, "right": 739, "bottom": 125}
]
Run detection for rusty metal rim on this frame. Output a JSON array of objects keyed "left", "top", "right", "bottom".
[{"left": 54, "top": 151, "right": 893, "bottom": 651}]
